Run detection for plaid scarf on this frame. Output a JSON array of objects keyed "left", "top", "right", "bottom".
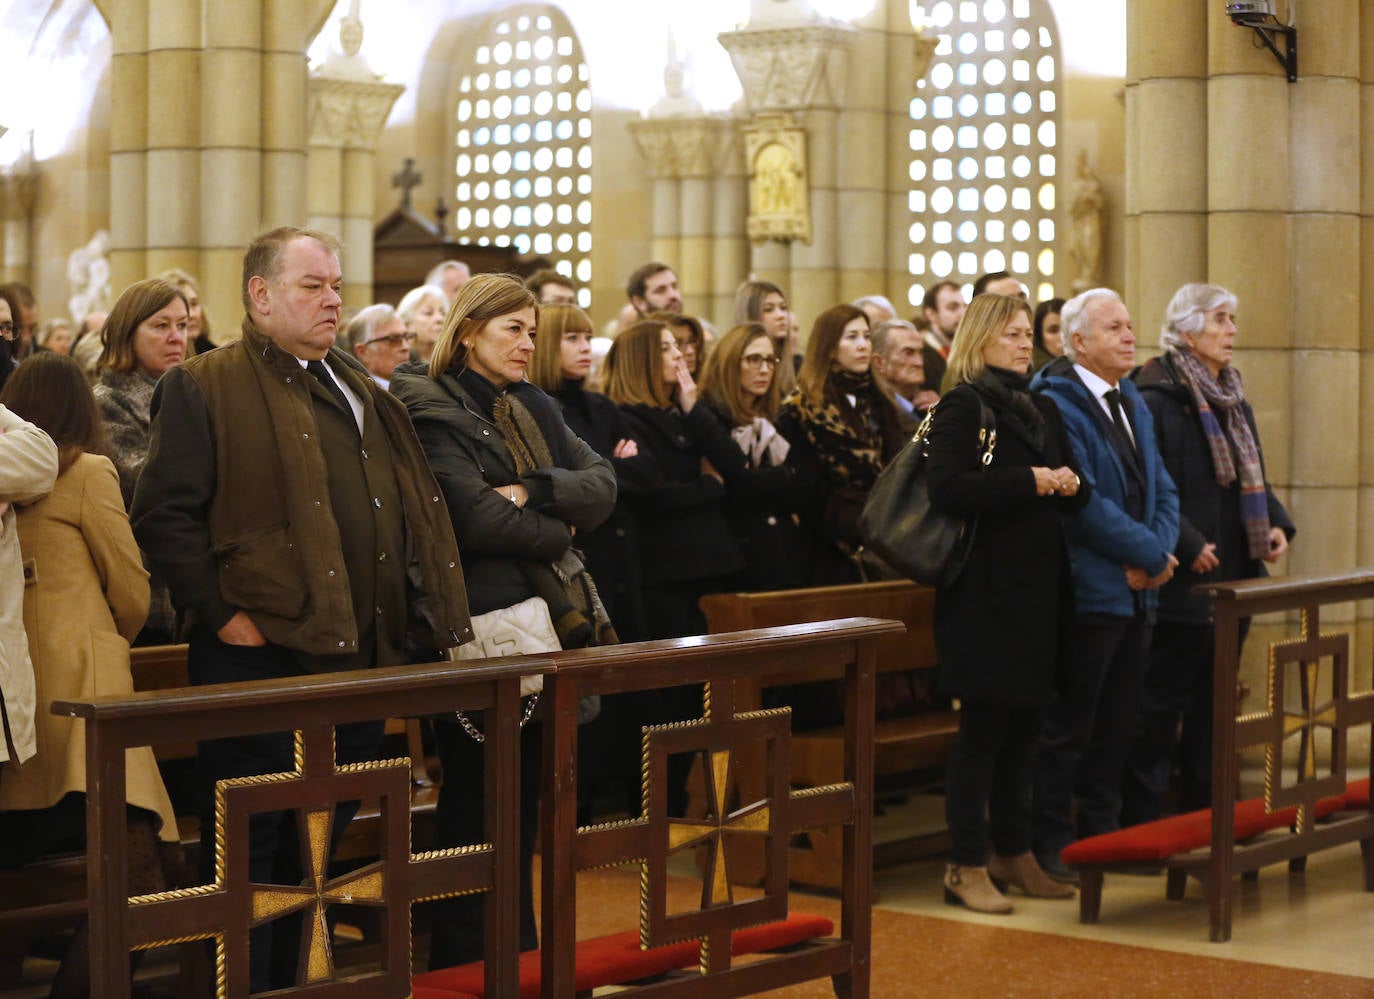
[{"left": 1171, "top": 348, "right": 1271, "bottom": 559}]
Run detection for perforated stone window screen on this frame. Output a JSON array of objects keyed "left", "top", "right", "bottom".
[
  {"left": 453, "top": 6, "right": 592, "bottom": 308},
  {"left": 908, "top": 0, "right": 1060, "bottom": 308}
]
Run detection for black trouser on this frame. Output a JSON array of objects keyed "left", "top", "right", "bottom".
[
  {"left": 187, "top": 629, "right": 384, "bottom": 992},
  {"left": 1032, "top": 611, "right": 1151, "bottom": 864},
  {"left": 1121, "top": 617, "right": 1251, "bottom": 823},
  {"left": 426, "top": 717, "right": 541, "bottom": 970},
  {"left": 945, "top": 704, "right": 1042, "bottom": 866}
]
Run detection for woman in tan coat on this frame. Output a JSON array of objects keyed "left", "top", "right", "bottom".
[{"left": 0, "top": 353, "right": 176, "bottom": 998}]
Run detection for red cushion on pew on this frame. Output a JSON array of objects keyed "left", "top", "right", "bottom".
[
  {"left": 1062, "top": 796, "right": 1345, "bottom": 866},
  {"left": 1345, "top": 777, "right": 1370, "bottom": 809},
  {"left": 412, "top": 986, "right": 479, "bottom": 999},
  {"left": 411, "top": 912, "right": 834, "bottom": 999}
]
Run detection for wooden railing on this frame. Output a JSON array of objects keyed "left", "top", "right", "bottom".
[
  {"left": 1197, "top": 569, "right": 1374, "bottom": 941},
  {"left": 57, "top": 617, "right": 900, "bottom": 998}
]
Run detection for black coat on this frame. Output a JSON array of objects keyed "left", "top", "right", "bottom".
[
  {"left": 391, "top": 364, "right": 616, "bottom": 616},
  {"left": 925, "top": 382, "right": 1088, "bottom": 708},
  {"left": 615, "top": 403, "right": 746, "bottom": 590},
  {"left": 1132, "top": 355, "right": 1294, "bottom": 623},
  {"left": 700, "top": 402, "right": 809, "bottom": 592},
  {"left": 550, "top": 384, "right": 651, "bottom": 641}
]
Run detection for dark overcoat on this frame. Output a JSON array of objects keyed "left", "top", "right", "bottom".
[
  {"left": 1132, "top": 354, "right": 1294, "bottom": 624},
  {"left": 925, "top": 382, "right": 1088, "bottom": 708}
]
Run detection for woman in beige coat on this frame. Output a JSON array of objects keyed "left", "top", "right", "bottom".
[{"left": 0, "top": 354, "right": 176, "bottom": 998}]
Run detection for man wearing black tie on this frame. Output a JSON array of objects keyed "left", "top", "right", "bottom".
[
  {"left": 132, "top": 226, "right": 472, "bottom": 989},
  {"left": 1027, "top": 288, "right": 1179, "bottom": 882}
]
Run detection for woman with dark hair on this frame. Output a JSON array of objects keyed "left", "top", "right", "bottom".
[
  {"left": 94, "top": 278, "right": 189, "bottom": 645},
  {"left": 775, "top": 304, "right": 907, "bottom": 584},
  {"left": 697, "top": 322, "right": 808, "bottom": 591},
  {"left": 602, "top": 320, "right": 745, "bottom": 639},
  {"left": 391, "top": 274, "right": 616, "bottom": 969},
  {"left": 0, "top": 285, "right": 23, "bottom": 391},
  {"left": 732, "top": 279, "right": 795, "bottom": 392},
  {"left": 1122, "top": 282, "right": 1294, "bottom": 822},
  {"left": 647, "top": 310, "right": 707, "bottom": 378},
  {"left": 1032, "top": 297, "right": 1066, "bottom": 371},
  {"left": 0, "top": 353, "right": 175, "bottom": 997},
  {"left": 925, "top": 294, "right": 1086, "bottom": 913}
]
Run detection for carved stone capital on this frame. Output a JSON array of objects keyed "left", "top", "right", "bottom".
[
  {"left": 629, "top": 116, "right": 734, "bottom": 180},
  {"left": 307, "top": 75, "right": 405, "bottom": 150},
  {"left": 718, "top": 21, "right": 856, "bottom": 114}
]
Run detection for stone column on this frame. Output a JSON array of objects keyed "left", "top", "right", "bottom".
[
  {"left": 710, "top": 124, "right": 749, "bottom": 327},
  {"left": 0, "top": 164, "right": 38, "bottom": 286},
  {"left": 144, "top": 0, "right": 202, "bottom": 281},
  {"left": 1124, "top": 0, "right": 1208, "bottom": 329},
  {"left": 720, "top": 16, "right": 857, "bottom": 337},
  {"left": 107, "top": 0, "right": 151, "bottom": 292},
  {"left": 307, "top": 76, "right": 404, "bottom": 310}
]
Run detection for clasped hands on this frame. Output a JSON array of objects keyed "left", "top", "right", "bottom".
[
  {"left": 1032, "top": 465, "right": 1080, "bottom": 497},
  {"left": 1125, "top": 554, "right": 1178, "bottom": 591}
]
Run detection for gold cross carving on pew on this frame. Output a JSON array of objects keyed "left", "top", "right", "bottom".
[{"left": 638, "top": 684, "right": 793, "bottom": 953}]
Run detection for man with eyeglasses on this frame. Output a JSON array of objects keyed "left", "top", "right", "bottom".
[
  {"left": 0, "top": 283, "right": 37, "bottom": 362},
  {"left": 346, "top": 303, "right": 413, "bottom": 390}
]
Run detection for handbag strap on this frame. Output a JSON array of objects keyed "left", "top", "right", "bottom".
[{"left": 917, "top": 396, "right": 997, "bottom": 466}]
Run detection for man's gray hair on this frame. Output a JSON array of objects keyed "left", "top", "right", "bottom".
[
  {"left": 345, "top": 303, "right": 399, "bottom": 350},
  {"left": 870, "top": 318, "right": 917, "bottom": 357},
  {"left": 425, "top": 259, "right": 470, "bottom": 286},
  {"left": 396, "top": 284, "right": 448, "bottom": 325},
  {"left": 853, "top": 294, "right": 897, "bottom": 318},
  {"left": 1159, "top": 283, "right": 1238, "bottom": 353},
  {"left": 1060, "top": 287, "right": 1124, "bottom": 363}
]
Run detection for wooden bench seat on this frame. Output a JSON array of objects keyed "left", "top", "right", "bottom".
[
  {"left": 411, "top": 913, "right": 834, "bottom": 999},
  {"left": 700, "top": 581, "right": 954, "bottom": 889}
]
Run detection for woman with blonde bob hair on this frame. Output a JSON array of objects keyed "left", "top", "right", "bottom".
[
  {"left": 775, "top": 304, "right": 906, "bottom": 584},
  {"left": 924, "top": 292, "right": 1087, "bottom": 913},
  {"left": 698, "top": 322, "right": 808, "bottom": 591},
  {"left": 391, "top": 273, "right": 616, "bottom": 969}
]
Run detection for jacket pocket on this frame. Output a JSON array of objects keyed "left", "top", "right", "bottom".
[{"left": 214, "top": 522, "right": 309, "bottom": 619}]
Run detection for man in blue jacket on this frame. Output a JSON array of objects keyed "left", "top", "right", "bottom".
[{"left": 1028, "top": 288, "right": 1180, "bottom": 881}]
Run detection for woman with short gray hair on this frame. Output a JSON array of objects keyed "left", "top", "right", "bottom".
[{"left": 1124, "top": 282, "right": 1294, "bottom": 823}]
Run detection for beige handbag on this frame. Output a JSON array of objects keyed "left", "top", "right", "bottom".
[{"left": 446, "top": 595, "right": 558, "bottom": 741}]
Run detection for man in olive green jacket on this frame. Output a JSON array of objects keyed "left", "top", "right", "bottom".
[{"left": 132, "top": 226, "right": 471, "bottom": 990}]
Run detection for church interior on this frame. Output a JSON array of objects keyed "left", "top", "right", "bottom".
[{"left": 2, "top": 0, "right": 1373, "bottom": 994}]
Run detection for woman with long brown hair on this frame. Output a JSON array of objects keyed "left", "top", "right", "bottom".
[
  {"left": 0, "top": 353, "right": 176, "bottom": 996},
  {"left": 775, "top": 303, "right": 907, "bottom": 584},
  {"left": 697, "top": 322, "right": 808, "bottom": 591}
]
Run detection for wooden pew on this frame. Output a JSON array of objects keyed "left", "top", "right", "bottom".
[
  {"left": 70, "top": 619, "right": 896, "bottom": 998},
  {"left": 1063, "top": 570, "right": 1374, "bottom": 941},
  {"left": 0, "top": 644, "right": 442, "bottom": 974},
  {"left": 700, "top": 580, "right": 955, "bottom": 888}
]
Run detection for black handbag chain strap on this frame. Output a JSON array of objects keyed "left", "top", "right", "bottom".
[{"left": 916, "top": 396, "right": 997, "bottom": 467}]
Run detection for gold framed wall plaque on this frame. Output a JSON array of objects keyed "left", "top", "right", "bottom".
[{"left": 744, "top": 114, "right": 811, "bottom": 244}]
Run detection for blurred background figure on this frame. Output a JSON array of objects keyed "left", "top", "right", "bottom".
[{"left": 397, "top": 284, "right": 450, "bottom": 364}]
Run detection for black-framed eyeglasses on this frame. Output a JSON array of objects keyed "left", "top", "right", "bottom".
[
  {"left": 742, "top": 353, "right": 782, "bottom": 370},
  {"left": 363, "top": 332, "right": 416, "bottom": 347},
  {"left": 0, "top": 323, "right": 15, "bottom": 341}
]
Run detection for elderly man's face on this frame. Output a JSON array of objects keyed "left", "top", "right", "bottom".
[
  {"left": 1073, "top": 297, "right": 1135, "bottom": 384},
  {"left": 873, "top": 327, "right": 925, "bottom": 397}
]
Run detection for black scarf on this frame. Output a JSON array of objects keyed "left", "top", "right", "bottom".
[{"left": 972, "top": 365, "right": 1045, "bottom": 451}]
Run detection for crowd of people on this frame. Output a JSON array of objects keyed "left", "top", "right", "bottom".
[{"left": 0, "top": 233, "right": 1294, "bottom": 990}]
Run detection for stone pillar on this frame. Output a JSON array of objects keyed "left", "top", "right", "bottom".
[
  {"left": 710, "top": 124, "right": 749, "bottom": 327},
  {"left": 144, "top": 0, "right": 202, "bottom": 281},
  {"left": 1124, "top": 0, "right": 1207, "bottom": 330},
  {"left": 720, "top": 15, "right": 857, "bottom": 338},
  {"left": 107, "top": 0, "right": 151, "bottom": 293},
  {"left": 629, "top": 117, "right": 732, "bottom": 317},
  {"left": 307, "top": 76, "right": 404, "bottom": 310},
  {"left": 0, "top": 164, "right": 38, "bottom": 286}
]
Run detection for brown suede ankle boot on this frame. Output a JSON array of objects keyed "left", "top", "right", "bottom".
[
  {"left": 987, "top": 852, "right": 1076, "bottom": 899},
  {"left": 943, "top": 864, "right": 1013, "bottom": 914}
]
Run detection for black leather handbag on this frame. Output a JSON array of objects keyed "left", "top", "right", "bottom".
[{"left": 858, "top": 397, "right": 996, "bottom": 587}]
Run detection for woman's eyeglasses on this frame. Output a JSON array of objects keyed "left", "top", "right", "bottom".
[
  {"left": 363, "top": 332, "right": 416, "bottom": 347},
  {"left": 0, "top": 322, "right": 15, "bottom": 341},
  {"left": 742, "top": 353, "right": 782, "bottom": 370}
]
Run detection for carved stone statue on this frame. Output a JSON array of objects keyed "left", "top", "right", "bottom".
[
  {"left": 67, "top": 229, "right": 112, "bottom": 324},
  {"left": 1067, "top": 150, "right": 1105, "bottom": 293},
  {"left": 648, "top": 33, "right": 703, "bottom": 119}
]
